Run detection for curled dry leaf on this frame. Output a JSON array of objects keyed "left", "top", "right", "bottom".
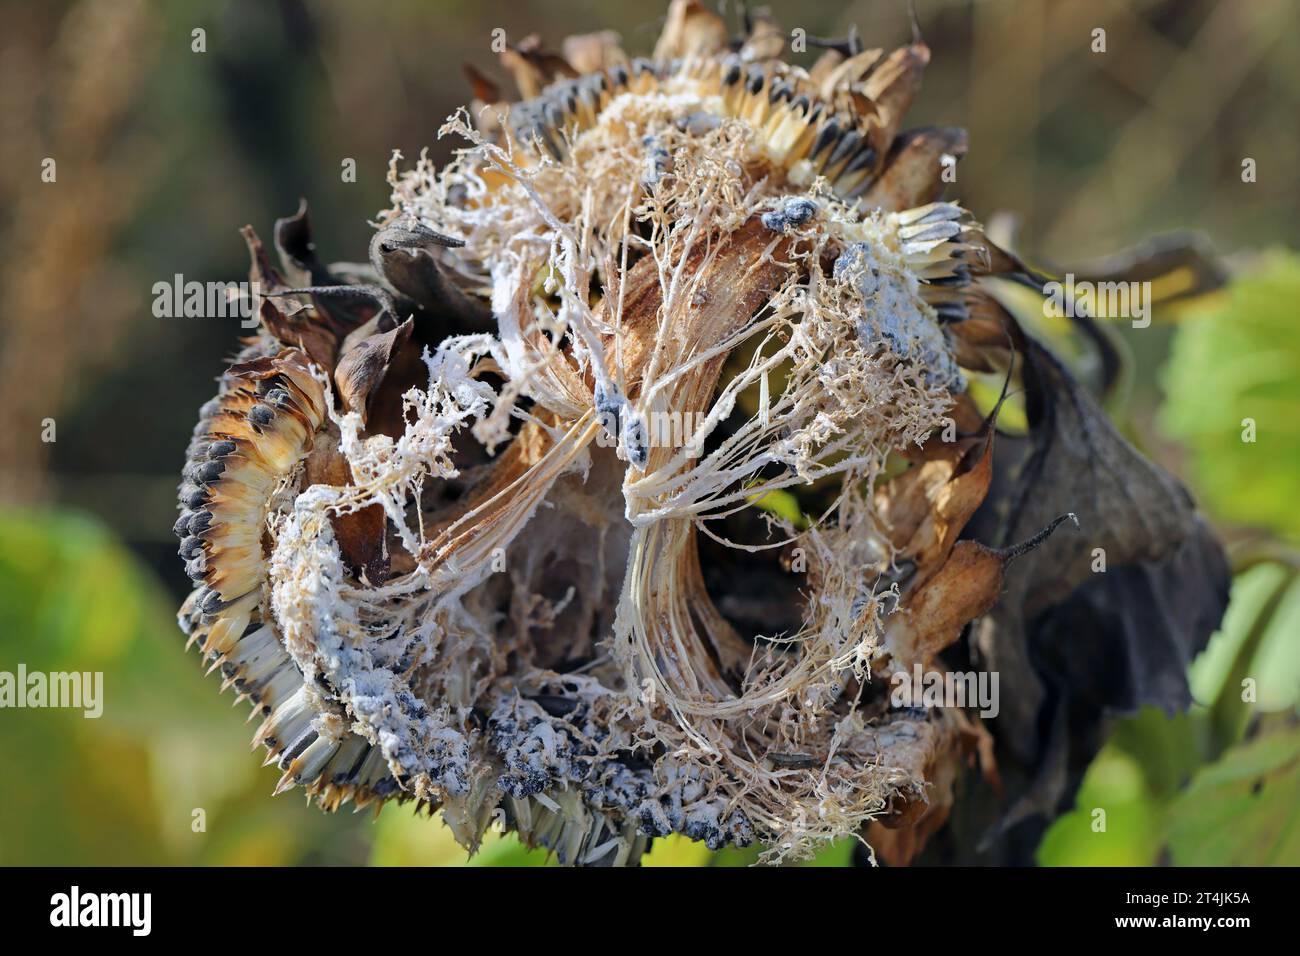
[
  {"left": 334, "top": 319, "right": 414, "bottom": 426},
  {"left": 172, "top": 3, "right": 1227, "bottom": 866},
  {"left": 561, "top": 31, "right": 628, "bottom": 74},
  {"left": 863, "top": 126, "right": 970, "bottom": 212},
  {"left": 653, "top": 0, "right": 731, "bottom": 61}
]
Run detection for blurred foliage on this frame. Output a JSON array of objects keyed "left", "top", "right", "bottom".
[
  {"left": 1160, "top": 253, "right": 1300, "bottom": 541},
  {"left": 1166, "top": 727, "right": 1300, "bottom": 866},
  {"left": 1038, "top": 569, "right": 1300, "bottom": 866},
  {"left": 0, "top": 509, "right": 375, "bottom": 865},
  {"left": 368, "top": 804, "right": 552, "bottom": 867},
  {"left": 1038, "top": 255, "right": 1300, "bottom": 867}
]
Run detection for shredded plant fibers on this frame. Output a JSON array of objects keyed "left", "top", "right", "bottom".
[{"left": 173, "top": 2, "right": 1100, "bottom": 865}]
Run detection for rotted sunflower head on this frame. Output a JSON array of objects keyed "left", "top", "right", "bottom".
[{"left": 174, "top": 1, "right": 1226, "bottom": 865}]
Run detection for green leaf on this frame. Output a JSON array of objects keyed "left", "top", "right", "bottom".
[
  {"left": 642, "top": 834, "right": 713, "bottom": 867},
  {"left": 0, "top": 508, "right": 374, "bottom": 865},
  {"left": 1159, "top": 252, "right": 1300, "bottom": 541},
  {"left": 1166, "top": 728, "right": 1300, "bottom": 866},
  {"left": 367, "top": 804, "right": 555, "bottom": 866},
  {"left": 1193, "top": 563, "right": 1300, "bottom": 755},
  {"left": 1190, "top": 563, "right": 1293, "bottom": 708},
  {"left": 802, "top": 837, "right": 855, "bottom": 866},
  {"left": 1107, "top": 706, "right": 1211, "bottom": 801},
  {"left": 746, "top": 487, "right": 805, "bottom": 527},
  {"left": 1037, "top": 748, "right": 1162, "bottom": 866},
  {"left": 466, "top": 830, "right": 554, "bottom": 867}
]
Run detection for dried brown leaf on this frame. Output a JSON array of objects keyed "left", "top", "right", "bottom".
[
  {"left": 860, "top": 125, "right": 967, "bottom": 213},
  {"left": 333, "top": 318, "right": 414, "bottom": 426},
  {"left": 561, "top": 31, "right": 627, "bottom": 73},
  {"left": 653, "top": 0, "right": 731, "bottom": 60}
]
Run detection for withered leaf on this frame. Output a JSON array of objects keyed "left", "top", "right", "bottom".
[
  {"left": 653, "top": 0, "right": 731, "bottom": 61},
  {"left": 462, "top": 62, "right": 502, "bottom": 105},
  {"left": 560, "top": 31, "right": 627, "bottom": 74},
  {"left": 243, "top": 214, "right": 368, "bottom": 374},
  {"left": 1058, "top": 231, "right": 1228, "bottom": 308},
  {"left": 738, "top": 10, "right": 786, "bottom": 62},
  {"left": 302, "top": 419, "right": 389, "bottom": 585},
  {"left": 275, "top": 200, "right": 382, "bottom": 334},
  {"left": 877, "top": 427, "right": 994, "bottom": 582},
  {"left": 885, "top": 540, "right": 1006, "bottom": 670},
  {"left": 242, "top": 224, "right": 294, "bottom": 317},
  {"left": 274, "top": 199, "right": 333, "bottom": 288},
  {"left": 958, "top": 339, "right": 1229, "bottom": 856},
  {"left": 500, "top": 34, "right": 577, "bottom": 100},
  {"left": 860, "top": 126, "right": 967, "bottom": 213},
  {"left": 987, "top": 341, "right": 1203, "bottom": 616},
  {"left": 368, "top": 219, "right": 494, "bottom": 333},
  {"left": 257, "top": 298, "right": 338, "bottom": 373},
  {"left": 861, "top": 44, "right": 930, "bottom": 144},
  {"left": 334, "top": 318, "right": 414, "bottom": 427}
]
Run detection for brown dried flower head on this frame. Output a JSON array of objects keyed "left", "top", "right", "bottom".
[{"left": 173, "top": 2, "right": 1226, "bottom": 865}]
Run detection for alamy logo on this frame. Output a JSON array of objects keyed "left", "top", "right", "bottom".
[
  {"left": 890, "top": 663, "right": 999, "bottom": 719},
  {"left": 594, "top": 409, "right": 707, "bottom": 456},
  {"left": 49, "top": 886, "right": 151, "bottom": 936},
  {"left": 152, "top": 274, "right": 261, "bottom": 328},
  {"left": 1043, "top": 272, "right": 1152, "bottom": 328},
  {"left": 0, "top": 664, "right": 102, "bottom": 718}
]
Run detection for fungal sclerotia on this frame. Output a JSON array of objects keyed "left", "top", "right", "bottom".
[{"left": 173, "top": 1, "right": 1226, "bottom": 866}]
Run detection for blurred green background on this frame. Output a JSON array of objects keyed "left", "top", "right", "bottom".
[{"left": 0, "top": 0, "right": 1297, "bottom": 866}]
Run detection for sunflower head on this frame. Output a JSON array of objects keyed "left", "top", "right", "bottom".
[{"left": 174, "top": 1, "right": 1222, "bottom": 865}]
